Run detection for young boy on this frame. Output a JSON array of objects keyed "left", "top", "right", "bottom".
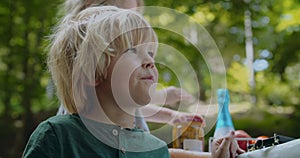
[
  {"left": 56, "top": 0, "right": 202, "bottom": 132},
  {"left": 23, "top": 6, "right": 170, "bottom": 157}
]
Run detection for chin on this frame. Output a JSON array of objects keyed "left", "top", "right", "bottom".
[
  {"left": 134, "top": 97, "right": 151, "bottom": 106},
  {"left": 130, "top": 86, "right": 152, "bottom": 106},
  {"left": 131, "top": 91, "right": 151, "bottom": 106}
]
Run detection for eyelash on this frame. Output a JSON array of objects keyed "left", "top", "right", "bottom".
[
  {"left": 126, "top": 48, "right": 154, "bottom": 58},
  {"left": 127, "top": 48, "right": 136, "bottom": 53},
  {"left": 148, "top": 51, "right": 154, "bottom": 58}
]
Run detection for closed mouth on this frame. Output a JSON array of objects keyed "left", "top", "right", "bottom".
[{"left": 140, "top": 75, "right": 154, "bottom": 81}]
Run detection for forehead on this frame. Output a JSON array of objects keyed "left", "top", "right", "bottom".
[
  {"left": 134, "top": 42, "right": 157, "bottom": 51},
  {"left": 119, "top": 26, "right": 158, "bottom": 50},
  {"left": 134, "top": 29, "right": 157, "bottom": 43}
]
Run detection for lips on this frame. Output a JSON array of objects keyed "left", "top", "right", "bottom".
[{"left": 140, "top": 75, "right": 154, "bottom": 81}]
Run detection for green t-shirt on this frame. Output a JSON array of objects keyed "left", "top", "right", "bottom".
[{"left": 23, "top": 114, "right": 170, "bottom": 158}]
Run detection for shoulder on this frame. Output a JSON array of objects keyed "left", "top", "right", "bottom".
[
  {"left": 46, "top": 114, "right": 80, "bottom": 125},
  {"left": 43, "top": 114, "right": 88, "bottom": 138},
  {"left": 23, "top": 114, "right": 85, "bottom": 157},
  {"left": 27, "top": 115, "right": 73, "bottom": 139},
  {"left": 23, "top": 116, "right": 63, "bottom": 157},
  {"left": 36, "top": 114, "right": 84, "bottom": 131}
]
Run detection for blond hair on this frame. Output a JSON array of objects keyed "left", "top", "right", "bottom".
[
  {"left": 61, "top": 0, "right": 144, "bottom": 16},
  {"left": 48, "top": 6, "right": 157, "bottom": 113}
]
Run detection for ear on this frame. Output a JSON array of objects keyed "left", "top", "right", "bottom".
[
  {"left": 85, "top": 72, "right": 102, "bottom": 87},
  {"left": 85, "top": 78, "right": 101, "bottom": 87},
  {"left": 94, "top": 72, "right": 102, "bottom": 87},
  {"left": 94, "top": 79, "right": 101, "bottom": 87}
]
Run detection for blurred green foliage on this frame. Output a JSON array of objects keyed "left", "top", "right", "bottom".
[{"left": 0, "top": 0, "right": 299, "bottom": 157}]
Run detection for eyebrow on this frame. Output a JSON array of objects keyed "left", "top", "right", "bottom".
[
  {"left": 124, "top": 47, "right": 155, "bottom": 58},
  {"left": 128, "top": 48, "right": 136, "bottom": 52}
]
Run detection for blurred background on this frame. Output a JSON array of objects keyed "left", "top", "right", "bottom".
[{"left": 0, "top": 0, "right": 299, "bottom": 157}]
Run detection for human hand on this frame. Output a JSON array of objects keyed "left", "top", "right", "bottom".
[
  {"left": 157, "top": 86, "right": 195, "bottom": 106},
  {"left": 170, "top": 111, "right": 205, "bottom": 127},
  {"left": 211, "top": 131, "right": 245, "bottom": 158}
]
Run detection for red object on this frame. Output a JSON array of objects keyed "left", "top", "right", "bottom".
[
  {"left": 234, "top": 130, "right": 252, "bottom": 151},
  {"left": 192, "top": 116, "right": 203, "bottom": 123},
  {"left": 256, "top": 135, "right": 269, "bottom": 140}
]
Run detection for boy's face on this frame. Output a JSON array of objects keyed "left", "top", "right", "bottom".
[{"left": 106, "top": 42, "right": 158, "bottom": 107}]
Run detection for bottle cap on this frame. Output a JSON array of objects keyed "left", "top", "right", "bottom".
[{"left": 191, "top": 116, "right": 203, "bottom": 123}]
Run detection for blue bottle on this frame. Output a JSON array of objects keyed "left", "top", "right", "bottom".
[{"left": 213, "top": 89, "right": 235, "bottom": 138}]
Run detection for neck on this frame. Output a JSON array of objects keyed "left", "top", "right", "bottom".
[{"left": 94, "top": 86, "right": 136, "bottom": 129}]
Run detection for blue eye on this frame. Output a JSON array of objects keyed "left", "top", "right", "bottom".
[{"left": 148, "top": 51, "right": 154, "bottom": 58}]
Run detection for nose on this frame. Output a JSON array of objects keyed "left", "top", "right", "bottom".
[
  {"left": 142, "top": 62, "right": 154, "bottom": 69},
  {"left": 142, "top": 56, "right": 155, "bottom": 69}
]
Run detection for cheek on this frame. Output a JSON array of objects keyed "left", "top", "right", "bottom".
[
  {"left": 113, "top": 55, "right": 140, "bottom": 78},
  {"left": 153, "top": 66, "right": 158, "bottom": 82}
]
